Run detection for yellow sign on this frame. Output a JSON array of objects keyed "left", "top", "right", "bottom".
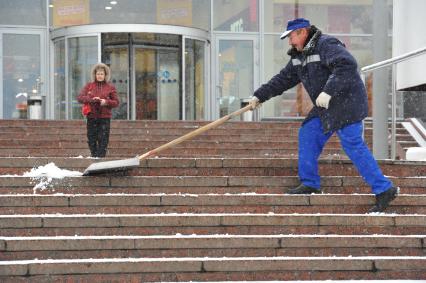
[
  {"left": 52, "top": 0, "right": 90, "bottom": 27},
  {"left": 157, "top": 0, "right": 193, "bottom": 26}
]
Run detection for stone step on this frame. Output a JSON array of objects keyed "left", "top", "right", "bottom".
[
  {"left": 0, "top": 176, "right": 426, "bottom": 195},
  {"left": 399, "top": 140, "right": 422, "bottom": 149},
  {"left": 1, "top": 213, "right": 425, "bottom": 237},
  {"left": 0, "top": 120, "right": 409, "bottom": 142},
  {"left": 0, "top": 127, "right": 302, "bottom": 136},
  {"left": 2, "top": 129, "right": 378, "bottom": 143},
  {"left": 0, "top": 120, "right": 404, "bottom": 135},
  {"left": 5, "top": 132, "right": 419, "bottom": 156},
  {"left": 0, "top": 194, "right": 425, "bottom": 215},
  {"left": 1, "top": 119, "right": 375, "bottom": 130},
  {"left": 1, "top": 157, "right": 424, "bottom": 177},
  {"left": 0, "top": 119, "right": 384, "bottom": 128},
  {"left": 0, "top": 131, "right": 375, "bottom": 144},
  {"left": 0, "top": 139, "right": 347, "bottom": 150},
  {"left": 0, "top": 175, "right": 424, "bottom": 190},
  {"left": 0, "top": 121, "right": 302, "bottom": 131},
  {"left": 0, "top": 256, "right": 424, "bottom": 281},
  {"left": 0, "top": 147, "right": 346, "bottom": 158},
  {"left": 2, "top": 185, "right": 425, "bottom": 197},
  {"left": 0, "top": 123, "right": 357, "bottom": 133},
  {"left": 0, "top": 119, "right": 304, "bottom": 128},
  {"left": 0, "top": 128, "right": 298, "bottom": 136},
  {"left": 0, "top": 118, "right": 395, "bottom": 130},
  {"left": 0, "top": 119, "right": 421, "bottom": 281},
  {"left": 0, "top": 235, "right": 424, "bottom": 260},
  {"left": 0, "top": 132, "right": 310, "bottom": 142}
]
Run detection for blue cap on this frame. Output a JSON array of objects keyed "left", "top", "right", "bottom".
[{"left": 280, "top": 18, "right": 310, "bottom": 39}]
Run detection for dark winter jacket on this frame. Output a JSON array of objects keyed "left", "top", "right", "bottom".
[
  {"left": 254, "top": 26, "right": 368, "bottom": 133},
  {"left": 77, "top": 63, "right": 119, "bottom": 119}
]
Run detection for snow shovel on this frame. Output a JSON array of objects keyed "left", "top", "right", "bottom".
[{"left": 82, "top": 104, "right": 253, "bottom": 176}]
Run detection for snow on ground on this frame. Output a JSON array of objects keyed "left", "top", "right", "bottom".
[
  {"left": 21, "top": 162, "right": 82, "bottom": 192},
  {"left": 22, "top": 162, "right": 82, "bottom": 178},
  {"left": 406, "top": 147, "right": 426, "bottom": 161},
  {"left": 0, "top": 163, "right": 83, "bottom": 192}
]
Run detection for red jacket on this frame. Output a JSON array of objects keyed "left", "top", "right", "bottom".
[{"left": 77, "top": 81, "right": 119, "bottom": 119}]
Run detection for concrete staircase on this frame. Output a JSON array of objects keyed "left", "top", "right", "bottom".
[{"left": 0, "top": 119, "right": 425, "bottom": 282}]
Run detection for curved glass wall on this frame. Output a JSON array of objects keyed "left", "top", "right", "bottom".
[
  {"left": 53, "top": 39, "right": 65, "bottom": 119},
  {"left": 53, "top": 36, "right": 99, "bottom": 120},
  {"left": 185, "top": 38, "right": 205, "bottom": 120},
  {"left": 68, "top": 36, "right": 99, "bottom": 119},
  {"left": 52, "top": 25, "right": 207, "bottom": 120}
]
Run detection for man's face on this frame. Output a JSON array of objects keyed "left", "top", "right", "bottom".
[{"left": 288, "top": 29, "right": 308, "bottom": 51}]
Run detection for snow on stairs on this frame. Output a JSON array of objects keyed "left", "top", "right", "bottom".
[{"left": 0, "top": 120, "right": 425, "bottom": 281}]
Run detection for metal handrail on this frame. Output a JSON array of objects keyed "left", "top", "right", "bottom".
[
  {"left": 360, "top": 46, "right": 426, "bottom": 160},
  {"left": 361, "top": 46, "right": 426, "bottom": 73}
]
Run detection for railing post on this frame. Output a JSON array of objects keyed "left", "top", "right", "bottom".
[
  {"left": 391, "top": 64, "right": 397, "bottom": 160},
  {"left": 360, "top": 72, "right": 366, "bottom": 141}
]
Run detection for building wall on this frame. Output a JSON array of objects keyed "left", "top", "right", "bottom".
[
  {"left": 394, "top": 0, "right": 426, "bottom": 90},
  {"left": 0, "top": 0, "right": 395, "bottom": 120}
]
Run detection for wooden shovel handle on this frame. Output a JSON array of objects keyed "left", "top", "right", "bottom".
[{"left": 138, "top": 104, "right": 253, "bottom": 160}]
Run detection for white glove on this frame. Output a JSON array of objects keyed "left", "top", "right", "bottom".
[
  {"left": 249, "top": 96, "right": 261, "bottom": 110},
  {"left": 316, "top": 92, "right": 331, "bottom": 109}
]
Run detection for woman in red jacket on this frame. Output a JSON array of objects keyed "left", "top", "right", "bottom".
[{"left": 77, "top": 63, "right": 119, "bottom": 158}]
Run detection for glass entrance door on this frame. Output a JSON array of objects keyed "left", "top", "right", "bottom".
[
  {"left": 101, "top": 31, "right": 205, "bottom": 121},
  {"left": 1, "top": 30, "right": 45, "bottom": 119},
  {"left": 215, "top": 36, "right": 258, "bottom": 119},
  {"left": 133, "top": 46, "right": 180, "bottom": 120},
  {"left": 103, "top": 44, "right": 129, "bottom": 120}
]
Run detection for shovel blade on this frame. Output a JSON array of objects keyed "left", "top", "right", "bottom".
[{"left": 83, "top": 157, "right": 140, "bottom": 176}]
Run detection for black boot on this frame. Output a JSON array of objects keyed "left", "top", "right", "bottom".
[
  {"left": 368, "top": 187, "right": 399, "bottom": 213},
  {"left": 287, "top": 184, "right": 322, "bottom": 194}
]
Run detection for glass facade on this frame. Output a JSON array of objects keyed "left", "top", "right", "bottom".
[
  {"left": 218, "top": 39, "right": 255, "bottom": 118},
  {"left": 49, "top": 0, "right": 210, "bottom": 30},
  {"left": 2, "top": 33, "right": 42, "bottom": 119},
  {"left": 185, "top": 38, "right": 205, "bottom": 120},
  {"left": 68, "top": 36, "right": 99, "bottom": 119},
  {"left": 102, "top": 33, "right": 130, "bottom": 120},
  {"left": 0, "top": 0, "right": 46, "bottom": 26},
  {"left": 53, "top": 39, "right": 66, "bottom": 119},
  {"left": 261, "top": 0, "right": 390, "bottom": 118},
  {"left": 213, "top": 0, "right": 258, "bottom": 32},
  {"left": 132, "top": 33, "right": 181, "bottom": 120},
  {"left": 0, "top": 0, "right": 403, "bottom": 122},
  {"left": 264, "top": 0, "right": 374, "bottom": 34}
]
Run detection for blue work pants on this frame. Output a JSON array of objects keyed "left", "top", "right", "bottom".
[{"left": 298, "top": 118, "right": 393, "bottom": 195}]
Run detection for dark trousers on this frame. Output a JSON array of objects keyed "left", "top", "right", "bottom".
[{"left": 86, "top": 118, "right": 111, "bottom": 158}]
